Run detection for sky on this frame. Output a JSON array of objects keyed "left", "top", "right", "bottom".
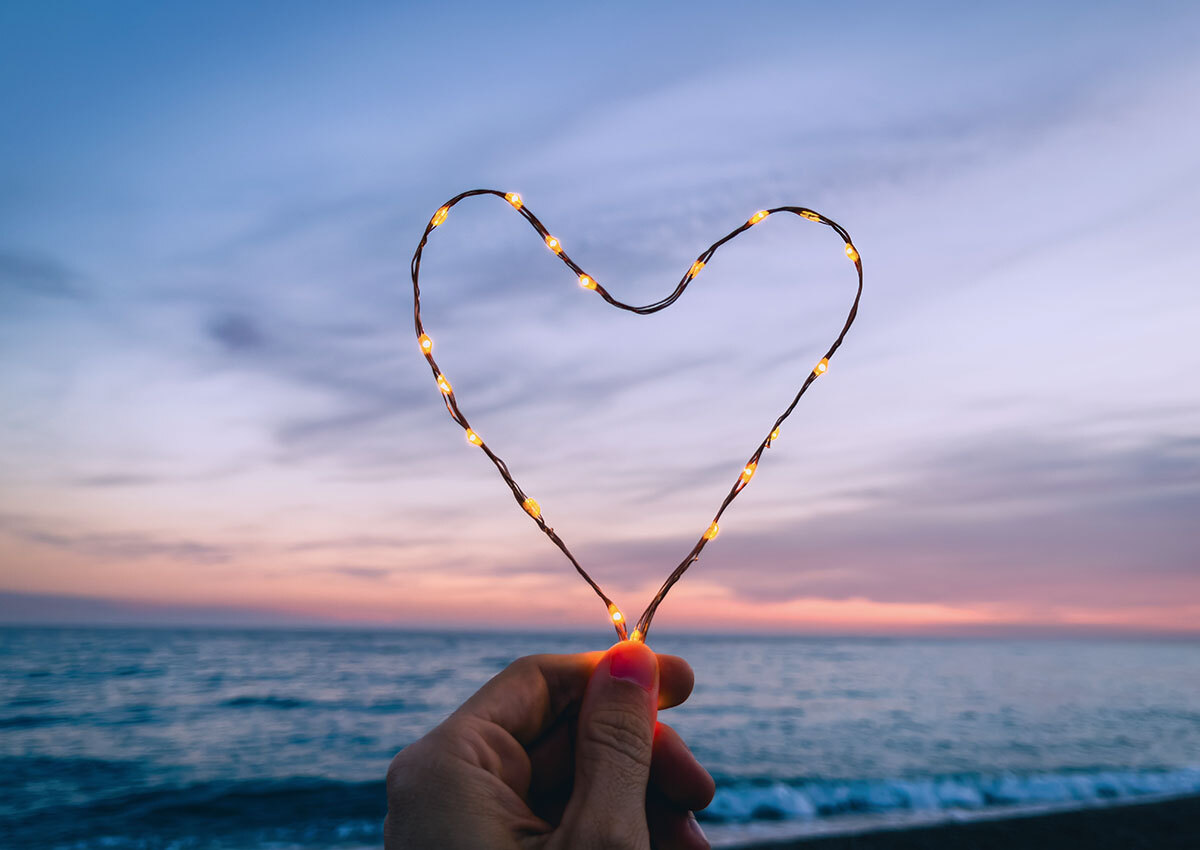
[{"left": 1, "top": 1, "right": 1198, "bottom": 636}]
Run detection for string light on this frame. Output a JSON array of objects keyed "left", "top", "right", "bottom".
[{"left": 410, "top": 189, "right": 863, "bottom": 641}]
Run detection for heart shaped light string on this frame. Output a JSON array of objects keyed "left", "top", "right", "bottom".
[{"left": 411, "top": 189, "right": 863, "bottom": 643}]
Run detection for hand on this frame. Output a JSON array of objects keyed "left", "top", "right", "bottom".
[{"left": 385, "top": 641, "right": 713, "bottom": 849}]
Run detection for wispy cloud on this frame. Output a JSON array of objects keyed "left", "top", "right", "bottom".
[{"left": 0, "top": 1, "right": 1198, "bottom": 631}]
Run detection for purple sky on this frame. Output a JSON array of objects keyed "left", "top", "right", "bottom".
[{"left": 1, "top": 1, "right": 1198, "bottom": 634}]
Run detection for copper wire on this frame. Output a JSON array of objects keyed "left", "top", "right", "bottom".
[{"left": 411, "top": 190, "right": 863, "bottom": 641}]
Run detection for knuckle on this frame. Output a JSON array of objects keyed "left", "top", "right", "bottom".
[
  {"left": 581, "top": 705, "right": 653, "bottom": 769},
  {"left": 504, "top": 654, "right": 541, "bottom": 682}
]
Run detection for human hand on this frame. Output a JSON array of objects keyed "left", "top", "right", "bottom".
[{"left": 385, "top": 641, "right": 713, "bottom": 849}]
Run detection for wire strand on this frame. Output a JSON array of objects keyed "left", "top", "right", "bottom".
[{"left": 410, "top": 190, "right": 863, "bottom": 642}]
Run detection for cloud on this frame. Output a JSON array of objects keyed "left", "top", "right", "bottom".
[
  {"left": 0, "top": 590, "right": 343, "bottom": 627},
  {"left": 206, "top": 312, "right": 267, "bottom": 353},
  {"left": 0, "top": 250, "right": 85, "bottom": 301},
  {"left": 327, "top": 565, "right": 392, "bottom": 581},
  {"left": 0, "top": 514, "right": 234, "bottom": 565},
  {"left": 507, "top": 428, "right": 1200, "bottom": 612}
]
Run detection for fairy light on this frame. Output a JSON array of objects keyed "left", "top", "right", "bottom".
[{"left": 410, "top": 189, "right": 863, "bottom": 641}]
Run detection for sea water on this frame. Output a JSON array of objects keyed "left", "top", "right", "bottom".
[{"left": 2, "top": 628, "right": 1199, "bottom": 848}]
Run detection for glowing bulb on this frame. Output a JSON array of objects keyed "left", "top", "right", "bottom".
[
  {"left": 704, "top": 522, "right": 720, "bottom": 540},
  {"left": 505, "top": 192, "right": 523, "bottom": 210},
  {"left": 579, "top": 273, "right": 597, "bottom": 290},
  {"left": 689, "top": 260, "right": 705, "bottom": 277},
  {"left": 630, "top": 629, "right": 643, "bottom": 643},
  {"left": 814, "top": 358, "right": 829, "bottom": 377},
  {"left": 608, "top": 604, "right": 624, "bottom": 624},
  {"left": 431, "top": 206, "right": 449, "bottom": 227},
  {"left": 437, "top": 374, "right": 452, "bottom": 394},
  {"left": 748, "top": 210, "right": 769, "bottom": 225},
  {"left": 800, "top": 210, "right": 822, "bottom": 222},
  {"left": 466, "top": 429, "right": 482, "bottom": 446},
  {"left": 770, "top": 426, "right": 781, "bottom": 443},
  {"left": 523, "top": 497, "right": 541, "bottom": 519},
  {"left": 740, "top": 462, "right": 757, "bottom": 483},
  {"left": 418, "top": 334, "right": 433, "bottom": 354},
  {"left": 545, "top": 235, "right": 562, "bottom": 254},
  {"left": 845, "top": 243, "right": 859, "bottom": 263}
]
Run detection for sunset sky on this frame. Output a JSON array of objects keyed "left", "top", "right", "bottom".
[{"left": 2, "top": 1, "right": 1198, "bottom": 635}]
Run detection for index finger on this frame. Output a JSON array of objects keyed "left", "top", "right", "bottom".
[{"left": 456, "top": 650, "right": 695, "bottom": 745}]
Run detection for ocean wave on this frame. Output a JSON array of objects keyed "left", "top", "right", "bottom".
[
  {"left": 3, "top": 773, "right": 385, "bottom": 849},
  {"left": 0, "top": 713, "right": 73, "bottom": 729},
  {"left": 218, "top": 695, "right": 420, "bottom": 712},
  {"left": 221, "top": 695, "right": 311, "bottom": 709},
  {"left": 701, "top": 765, "right": 1200, "bottom": 824}
]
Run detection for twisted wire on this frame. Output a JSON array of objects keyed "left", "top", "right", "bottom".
[{"left": 411, "top": 190, "right": 863, "bottom": 641}]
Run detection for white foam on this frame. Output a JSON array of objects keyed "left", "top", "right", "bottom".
[{"left": 701, "top": 765, "right": 1200, "bottom": 826}]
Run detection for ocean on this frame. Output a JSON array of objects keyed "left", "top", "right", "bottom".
[{"left": 2, "top": 628, "right": 1199, "bottom": 848}]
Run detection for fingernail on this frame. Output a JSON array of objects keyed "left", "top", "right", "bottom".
[
  {"left": 608, "top": 641, "right": 656, "bottom": 692},
  {"left": 687, "top": 812, "right": 709, "bottom": 845}
]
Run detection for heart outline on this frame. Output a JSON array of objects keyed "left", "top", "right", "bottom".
[{"left": 411, "top": 190, "right": 863, "bottom": 641}]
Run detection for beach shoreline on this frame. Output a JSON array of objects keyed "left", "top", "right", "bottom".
[{"left": 725, "top": 792, "right": 1200, "bottom": 849}]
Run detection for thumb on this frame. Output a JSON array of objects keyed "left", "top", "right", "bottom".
[{"left": 564, "top": 640, "right": 659, "bottom": 843}]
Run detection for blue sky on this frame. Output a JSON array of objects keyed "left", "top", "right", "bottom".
[{"left": 1, "top": 1, "right": 1198, "bottom": 633}]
